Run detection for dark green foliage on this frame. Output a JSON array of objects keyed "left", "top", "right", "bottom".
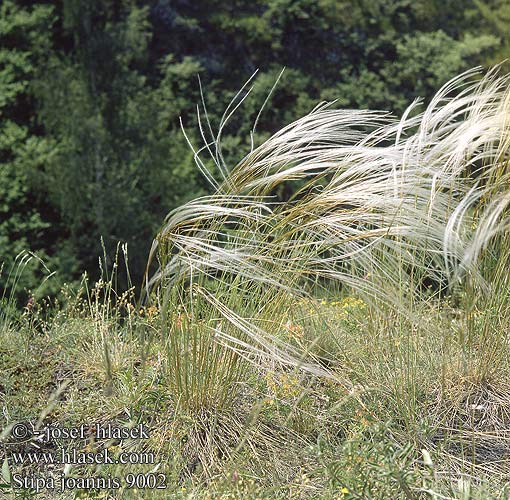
[
  {"left": 0, "top": 0, "right": 507, "bottom": 295},
  {"left": 32, "top": 1, "right": 206, "bottom": 288},
  {"left": 0, "top": 1, "right": 73, "bottom": 299},
  {"left": 472, "top": 0, "right": 510, "bottom": 71}
]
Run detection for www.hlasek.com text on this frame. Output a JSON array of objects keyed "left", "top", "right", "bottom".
[{"left": 11, "top": 447, "right": 156, "bottom": 466}]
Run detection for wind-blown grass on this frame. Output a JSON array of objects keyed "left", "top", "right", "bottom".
[
  {"left": 148, "top": 66, "right": 510, "bottom": 379},
  {"left": 139, "top": 66, "right": 510, "bottom": 495}
]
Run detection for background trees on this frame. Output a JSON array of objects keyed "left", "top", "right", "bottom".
[
  {"left": 0, "top": 1, "right": 64, "bottom": 296},
  {"left": 0, "top": 0, "right": 507, "bottom": 297}
]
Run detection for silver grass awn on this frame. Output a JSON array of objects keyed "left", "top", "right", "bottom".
[{"left": 147, "top": 66, "right": 510, "bottom": 379}]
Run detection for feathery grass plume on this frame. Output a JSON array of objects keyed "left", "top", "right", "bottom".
[{"left": 148, "top": 67, "right": 510, "bottom": 387}]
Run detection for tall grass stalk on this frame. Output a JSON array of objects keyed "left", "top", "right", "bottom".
[{"left": 0, "top": 251, "right": 53, "bottom": 340}]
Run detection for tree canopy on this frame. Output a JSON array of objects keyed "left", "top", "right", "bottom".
[{"left": 0, "top": 0, "right": 506, "bottom": 297}]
